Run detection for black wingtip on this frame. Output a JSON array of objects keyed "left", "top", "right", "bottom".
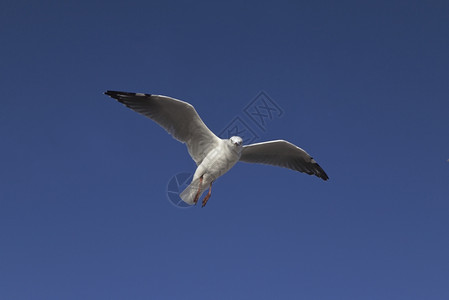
[
  {"left": 104, "top": 90, "right": 128, "bottom": 97},
  {"left": 104, "top": 90, "right": 122, "bottom": 98},
  {"left": 314, "top": 163, "right": 329, "bottom": 181},
  {"left": 104, "top": 90, "right": 152, "bottom": 99}
]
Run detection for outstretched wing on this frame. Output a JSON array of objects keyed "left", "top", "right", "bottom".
[
  {"left": 240, "top": 140, "right": 329, "bottom": 180},
  {"left": 105, "top": 91, "right": 220, "bottom": 165}
]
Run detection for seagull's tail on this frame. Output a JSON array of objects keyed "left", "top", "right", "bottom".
[{"left": 179, "top": 179, "right": 204, "bottom": 205}]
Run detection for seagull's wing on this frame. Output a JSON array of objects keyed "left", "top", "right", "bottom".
[
  {"left": 105, "top": 90, "right": 220, "bottom": 165},
  {"left": 239, "top": 140, "right": 329, "bottom": 180}
]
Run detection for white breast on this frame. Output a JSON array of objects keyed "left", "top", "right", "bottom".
[{"left": 198, "top": 139, "right": 241, "bottom": 181}]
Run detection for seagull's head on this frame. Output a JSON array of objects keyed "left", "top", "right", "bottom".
[{"left": 229, "top": 136, "right": 243, "bottom": 147}]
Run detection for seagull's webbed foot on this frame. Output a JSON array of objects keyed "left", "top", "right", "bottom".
[
  {"left": 193, "top": 176, "right": 203, "bottom": 205},
  {"left": 201, "top": 182, "right": 213, "bottom": 208}
]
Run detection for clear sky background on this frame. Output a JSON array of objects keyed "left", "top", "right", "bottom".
[{"left": 1, "top": 0, "right": 448, "bottom": 299}]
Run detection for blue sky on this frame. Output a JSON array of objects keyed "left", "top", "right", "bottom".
[{"left": 1, "top": 0, "right": 448, "bottom": 299}]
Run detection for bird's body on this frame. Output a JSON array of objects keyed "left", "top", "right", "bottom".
[
  {"left": 180, "top": 137, "right": 242, "bottom": 206},
  {"left": 105, "top": 90, "right": 328, "bottom": 207}
]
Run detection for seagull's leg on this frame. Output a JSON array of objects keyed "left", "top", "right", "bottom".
[
  {"left": 201, "top": 182, "right": 213, "bottom": 208},
  {"left": 193, "top": 176, "right": 203, "bottom": 205}
]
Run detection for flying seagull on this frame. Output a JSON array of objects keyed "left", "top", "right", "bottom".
[{"left": 105, "top": 91, "right": 329, "bottom": 207}]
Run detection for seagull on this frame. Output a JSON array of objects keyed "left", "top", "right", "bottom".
[{"left": 105, "top": 91, "right": 329, "bottom": 207}]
